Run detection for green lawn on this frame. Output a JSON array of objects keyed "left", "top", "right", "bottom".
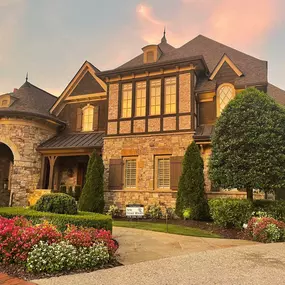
[{"left": 113, "top": 220, "right": 220, "bottom": 238}]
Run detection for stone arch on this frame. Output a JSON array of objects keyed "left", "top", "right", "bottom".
[{"left": 0, "top": 136, "right": 21, "bottom": 161}]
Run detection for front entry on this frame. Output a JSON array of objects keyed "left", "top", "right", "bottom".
[{"left": 0, "top": 143, "right": 14, "bottom": 206}]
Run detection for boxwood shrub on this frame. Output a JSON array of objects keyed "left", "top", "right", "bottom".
[
  {"left": 208, "top": 199, "right": 253, "bottom": 229},
  {"left": 33, "top": 193, "right": 77, "bottom": 215},
  {"left": 0, "top": 207, "right": 112, "bottom": 232},
  {"left": 252, "top": 200, "right": 285, "bottom": 222}
]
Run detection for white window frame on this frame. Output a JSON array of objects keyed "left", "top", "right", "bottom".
[
  {"left": 123, "top": 157, "right": 137, "bottom": 189},
  {"left": 155, "top": 155, "right": 170, "bottom": 190},
  {"left": 82, "top": 104, "right": 94, "bottom": 132},
  {"left": 122, "top": 83, "right": 133, "bottom": 118},
  {"left": 164, "top": 77, "right": 176, "bottom": 114},
  {"left": 216, "top": 83, "right": 236, "bottom": 116},
  {"left": 150, "top": 79, "right": 161, "bottom": 116}
]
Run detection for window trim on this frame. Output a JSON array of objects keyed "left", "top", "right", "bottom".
[
  {"left": 216, "top": 83, "right": 235, "bottom": 116},
  {"left": 135, "top": 81, "right": 146, "bottom": 117},
  {"left": 149, "top": 79, "right": 161, "bottom": 116},
  {"left": 164, "top": 76, "right": 177, "bottom": 114},
  {"left": 123, "top": 157, "right": 138, "bottom": 190},
  {"left": 155, "top": 155, "right": 171, "bottom": 190},
  {"left": 121, "top": 83, "right": 133, "bottom": 118},
  {"left": 82, "top": 104, "right": 94, "bottom": 132}
]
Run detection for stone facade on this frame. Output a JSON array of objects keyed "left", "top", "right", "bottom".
[
  {"left": 0, "top": 118, "right": 56, "bottom": 206},
  {"left": 163, "top": 116, "right": 176, "bottom": 131},
  {"left": 133, "top": 119, "right": 145, "bottom": 133},
  {"left": 108, "top": 83, "right": 119, "bottom": 120},
  {"left": 179, "top": 73, "right": 191, "bottom": 113},
  {"left": 103, "top": 132, "right": 196, "bottom": 209},
  {"left": 119, "top": 120, "right": 131, "bottom": 134}
]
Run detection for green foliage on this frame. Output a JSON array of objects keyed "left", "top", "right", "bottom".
[
  {"left": 78, "top": 151, "right": 105, "bottom": 213},
  {"left": 67, "top": 186, "right": 73, "bottom": 197},
  {"left": 146, "top": 204, "right": 163, "bottom": 219},
  {"left": 209, "top": 199, "right": 253, "bottom": 228},
  {"left": 107, "top": 205, "right": 120, "bottom": 218},
  {"left": 74, "top": 185, "right": 81, "bottom": 201},
  {"left": 34, "top": 193, "right": 77, "bottom": 215},
  {"left": 252, "top": 200, "right": 285, "bottom": 222},
  {"left": 166, "top": 207, "right": 177, "bottom": 219},
  {"left": 209, "top": 88, "right": 285, "bottom": 196},
  {"left": 26, "top": 241, "right": 109, "bottom": 273},
  {"left": 182, "top": 208, "right": 192, "bottom": 220},
  {"left": 176, "top": 141, "right": 210, "bottom": 220},
  {"left": 0, "top": 207, "right": 112, "bottom": 232},
  {"left": 59, "top": 185, "right": 66, "bottom": 194}
]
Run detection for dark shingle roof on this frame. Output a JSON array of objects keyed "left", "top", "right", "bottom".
[
  {"left": 38, "top": 132, "right": 104, "bottom": 150},
  {"left": 193, "top": 125, "right": 214, "bottom": 142},
  {"left": 0, "top": 81, "right": 63, "bottom": 123},
  {"left": 267, "top": 83, "right": 285, "bottom": 105}
]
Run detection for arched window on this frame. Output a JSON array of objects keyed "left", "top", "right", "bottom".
[
  {"left": 82, "top": 104, "right": 94, "bottom": 132},
  {"left": 217, "top": 83, "right": 235, "bottom": 116}
]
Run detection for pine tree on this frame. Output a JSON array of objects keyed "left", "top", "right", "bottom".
[
  {"left": 176, "top": 141, "right": 209, "bottom": 220},
  {"left": 78, "top": 151, "right": 105, "bottom": 213}
]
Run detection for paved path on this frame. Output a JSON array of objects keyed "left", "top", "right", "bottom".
[
  {"left": 113, "top": 227, "right": 255, "bottom": 264},
  {"left": 34, "top": 243, "right": 285, "bottom": 285},
  {"left": 0, "top": 273, "right": 36, "bottom": 285}
]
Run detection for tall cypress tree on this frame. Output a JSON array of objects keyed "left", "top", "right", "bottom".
[
  {"left": 176, "top": 141, "right": 209, "bottom": 220},
  {"left": 78, "top": 151, "right": 105, "bottom": 213}
]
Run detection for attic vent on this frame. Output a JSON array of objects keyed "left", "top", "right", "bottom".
[
  {"left": 1, "top": 100, "right": 8, "bottom": 106},
  {"left": 146, "top": 51, "right": 154, "bottom": 63},
  {"left": 142, "top": 45, "right": 162, "bottom": 64}
]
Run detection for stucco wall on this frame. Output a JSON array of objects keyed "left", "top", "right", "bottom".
[{"left": 0, "top": 118, "right": 56, "bottom": 206}]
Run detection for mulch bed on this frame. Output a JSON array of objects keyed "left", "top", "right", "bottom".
[{"left": 0, "top": 260, "right": 122, "bottom": 281}]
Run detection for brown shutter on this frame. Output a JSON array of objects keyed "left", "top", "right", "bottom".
[
  {"left": 109, "top": 159, "right": 123, "bottom": 190},
  {"left": 76, "top": 108, "right": 83, "bottom": 131},
  {"left": 170, "top": 156, "right": 183, "bottom": 190},
  {"left": 93, "top": 105, "right": 99, "bottom": 131}
]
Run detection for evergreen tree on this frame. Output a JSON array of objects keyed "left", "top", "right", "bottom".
[
  {"left": 78, "top": 151, "right": 105, "bottom": 213},
  {"left": 209, "top": 88, "right": 285, "bottom": 199},
  {"left": 176, "top": 141, "right": 209, "bottom": 220}
]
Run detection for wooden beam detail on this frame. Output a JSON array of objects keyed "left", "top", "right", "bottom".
[{"left": 47, "top": 156, "right": 58, "bottom": 190}]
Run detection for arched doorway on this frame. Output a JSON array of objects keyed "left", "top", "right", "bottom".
[{"left": 0, "top": 143, "right": 14, "bottom": 206}]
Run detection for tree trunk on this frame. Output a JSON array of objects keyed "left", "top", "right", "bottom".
[{"left": 246, "top": 188, "right": 253, "bottom": 200}]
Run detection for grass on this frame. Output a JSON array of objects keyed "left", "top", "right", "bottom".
[{"left": 113, "top": 220, "right": 221, "bottom": 238}]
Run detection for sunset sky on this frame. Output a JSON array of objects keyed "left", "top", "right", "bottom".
[{"left": 0, "top": 0, "right": 284, "bottom": 96}]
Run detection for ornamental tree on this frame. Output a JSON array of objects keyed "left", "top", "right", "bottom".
[
  {"left": 176, "top": 141, "right": 209, "bottom": 220},
  {"left": 209, "top": 87, "right": 285, "bottom": 199},
  {"left": 78, "top": 151, "right": 105, "bottom": 213}
]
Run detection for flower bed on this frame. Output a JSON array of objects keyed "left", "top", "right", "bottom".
[
  {"left": 0, "top": 207, "right": 112, "bottom": 232},
  {"left": 0, "top": 216, "right": 118, "bottom": 278}
]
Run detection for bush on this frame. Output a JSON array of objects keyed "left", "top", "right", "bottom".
[
  {"left": 252, "top": 200, "right": 285, "bottom": 222},
  {"left": 146, "top": 205, "right": 163, "bottom": 219},
  {"left": 107, "top": 205, "right": 120, "bottom": 218},
  {"left": 245, "top": 217, "right": 285, "bottom": 243},
  {"left": 176, "top": 142, "right": 210, "bottom": 220},
  {"left": 74, "top": 185, "right": 81, "bottom": 201},
  {"left": 0, "top": 207, "right": 112, "bottom": 232},
  {"left": 34, "top": 193, "right": 78, "bottom": 215},
  {"left": 60, "top": 185, "right": 67, "bottom": 194},
  {"left": 209, "top": 199, "right": 252, "bottom": 228},
  {"left": 67, "top": 186, "right": 74, "bottom": 197},
  {"left": 79, "top": 151, "right": 105, "bottom": 213},
  {"left": 183, "top": 208, "right": 192, "bottom": 220},
  {"left": 166, "top": 207, "right": 177, "bottom": 219},
  {"left": 26, "top": 241, "right": 110, "bottom": 273},
  {"left": 0, "top": 217, "right": 61, "bottom": 264}
]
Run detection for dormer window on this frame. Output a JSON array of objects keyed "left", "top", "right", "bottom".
[
  {"left": 82, "top": 104, "right": 94, "bottom": 132},
  {"left": 0, "top": 95, "right": 11, "bottom": 108},
  {"left": 217, "top": 83, "right": 235, "bottom": 116},
  {"left": 142, "top": 45, "right": 162, "bottom": 64},
  {"left": 1, "top": 100, "right": 8, "bottom": 107}
]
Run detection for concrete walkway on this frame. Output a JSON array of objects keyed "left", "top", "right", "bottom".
[{"left": 113, "top": 227, "right": 255, "bottom": 264}]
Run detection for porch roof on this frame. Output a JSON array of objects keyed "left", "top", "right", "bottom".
[
  {"left": 38, "top": 132, "right": 104, "bottom": 151},
  {"left": 193, "top": 125, "right": 214, "bottom": 142}
]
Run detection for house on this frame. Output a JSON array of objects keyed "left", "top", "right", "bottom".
[{"left": 0, "top": 34, "right": 285, "bottom": 208}]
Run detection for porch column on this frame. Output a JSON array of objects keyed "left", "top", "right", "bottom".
[
  {"left": 48, "top": 156, "right": 58, "bottom": 190},
  {"left": 39, "top": 156, "right": 46, "bottom": 189}
]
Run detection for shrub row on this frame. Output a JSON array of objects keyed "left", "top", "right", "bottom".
[
  {"left": 0, "top": 207, "right": 112, "bottom": 232},
  {"left": 209, "top": 199, "right": 285, "bottom": 229}
]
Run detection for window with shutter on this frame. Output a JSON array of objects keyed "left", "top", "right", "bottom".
[
  {"left": 76, "top": 108, "right": 83, "bottom": 131},
  {"left": 124, "top": 158, "right": 137, "bottom": 189},
  {"left": 155, "top": 156, "right": 170, "bottom": 189},
  {"left": 82, "top": 104, "right": 94, "bottom": 132},
  {"left": 109, "top": 159, "right": 123, "bottom": 190}
]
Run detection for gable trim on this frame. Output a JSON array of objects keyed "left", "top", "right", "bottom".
[
  {"left": 209, "top": 54, "right": 243, "bottom": 81},
  {"left": 50, "top": 61, "right": 106, "bottom": 115}
]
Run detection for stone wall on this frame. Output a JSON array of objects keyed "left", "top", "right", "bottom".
[
  {"left": 103, "top": 132, "right": 195, "bottom": 209},
  {"left": 0, "top": 118, "right": 56, "bottom": 206}
]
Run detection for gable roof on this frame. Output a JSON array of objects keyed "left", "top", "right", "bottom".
[
  {"left": 0, "top": 81, "right": 64, "bottom": 124},
  {"left": 267, "top": 83, "right": 285, "bottom": 105},
  {"left": 50, "top": 61, "right": 106, "bottom": 115}
]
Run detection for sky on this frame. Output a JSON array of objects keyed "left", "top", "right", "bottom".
[{"left": 0, "top": 0, "right": 285, "bottom": 96}]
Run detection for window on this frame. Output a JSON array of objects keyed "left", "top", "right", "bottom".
[
  {"left": 135, "top": 81, "right": 146, "bottom": 116},
  {"left": 164, "top": 77, "right": 176, "bottom": 114},
  {"left": 156, "top": 156, "right": 170, "bottom": 189},
  {"left": 122, "top": 83, "right": 132, "bottom": 118},
  {"left": 217, "top": 83, "right": 235, "bottom": 116},
  {"left": 150, "top": 80, "right": 161, "bottom": 115},
  {"left": 124, "top": 158, "right": 137, "bottom": 188},
  {"left": 1, "top": 100, "right": 8, "bottom": 107},
  {"left": 146, "top": 51, "right": 154, "bottom": 63},
  {"left": 82, "top": 105, "right": 94, "bottom": 132}
]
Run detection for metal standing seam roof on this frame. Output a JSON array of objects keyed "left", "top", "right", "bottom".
[{"left": 38, "top": 132, "right": 104, "bottom": 150}]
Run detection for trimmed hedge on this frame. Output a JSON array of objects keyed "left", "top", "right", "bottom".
[
  {"left": 0, "top": 207, "right": 112, "bottom": 232},
  {"left": 34, "top": 193, "right": 77, "bottom": 215},
  {"left": 209, "top": 198, "right": 285, "bottom": 229},
  {"left": 209, "top": 199, "right": 253, "bottom": 229}
]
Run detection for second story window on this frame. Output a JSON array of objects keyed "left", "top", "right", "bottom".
[
  {"left": 82, "top": 105, "right": 94, "bottom": 132},
  {"left": 122, "top": 83, "right": 132, "bottom": 118},
  {"left": 135, "top": 81, "right": 146, "bottom": 117},
  {"left": 150, "top": 79, "right": 161, "bottom": 115},
  {"left": 164, "top": 77, "right": 176, "bottom": 114},
  {"left": 146, "top": 51, "right": 155, "bottom": 63},
  {"left": 217, "top": 83, "right": 235, "bottom": 116}
]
